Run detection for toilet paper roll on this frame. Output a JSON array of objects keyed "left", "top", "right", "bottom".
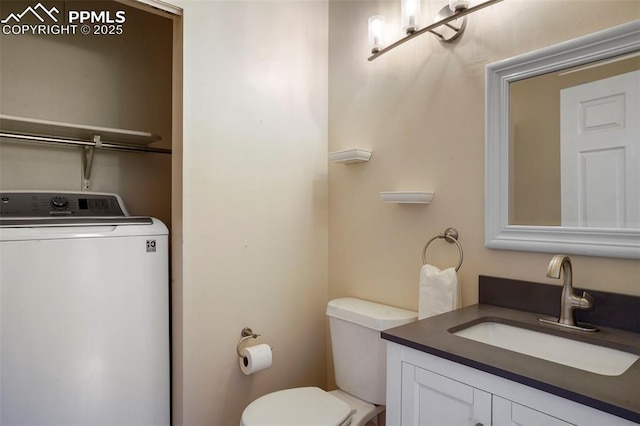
[{"left": 239, "top": 344, "right": 272, "bottom": 375}]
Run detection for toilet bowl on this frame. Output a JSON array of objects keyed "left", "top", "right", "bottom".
[{"left": 240, "top": 298, "right": 418, "bottom": 426}]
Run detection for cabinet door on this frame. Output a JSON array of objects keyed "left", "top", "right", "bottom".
[
  {"left": 493, "top": 396, "right": 574, "bottom": 426},
  {"left": 401, "top": 363, "right": 492, "bottom": 426}
]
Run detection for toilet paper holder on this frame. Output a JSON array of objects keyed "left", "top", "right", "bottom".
[{"left": 236, "top": 327, "right": 260, "bottom": 359}]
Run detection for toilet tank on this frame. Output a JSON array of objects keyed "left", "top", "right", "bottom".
[{"left": 326, "top": 298, "right": 417, "bottom": 406}]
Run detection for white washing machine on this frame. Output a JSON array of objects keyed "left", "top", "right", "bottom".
[{"left": 0, "top": 191, "right": 169, "bottom": 425}]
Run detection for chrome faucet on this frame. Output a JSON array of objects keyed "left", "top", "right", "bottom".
[{"left": 539, "top": 255, "right": 598, "bottom": 332}]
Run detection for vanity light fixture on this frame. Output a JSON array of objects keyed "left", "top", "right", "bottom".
[{"left": 368, "top": 0, "right": 503, "bottom": 61}]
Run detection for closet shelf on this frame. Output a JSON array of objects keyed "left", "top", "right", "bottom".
[
  {"left": 380, "top": 191, "right": 434, "bottom": 204},
  {"left": 0, "top": 114, "right": 171, "bottom": 190},
  {"left": 0, "top": 114, "right": 170, "bottom": 154}
]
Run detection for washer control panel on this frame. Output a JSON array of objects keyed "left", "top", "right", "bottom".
[{"left": 0, "top": 192, "right": 127, "bottom": 217}]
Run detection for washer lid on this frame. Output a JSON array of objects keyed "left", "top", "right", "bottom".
[{"left": 241, "top": 387, "right": 353, "bottom": 426}]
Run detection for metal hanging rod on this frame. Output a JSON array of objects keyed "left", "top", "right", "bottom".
[{"left": 0, "top": 132, "right": 172, "bottom": 154}]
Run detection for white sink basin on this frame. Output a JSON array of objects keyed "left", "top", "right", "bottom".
[{"left": 453, "top": 321, "right": 639, "bottom": 376}]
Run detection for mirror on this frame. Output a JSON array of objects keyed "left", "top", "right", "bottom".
[
  {"left": 510, "top": 55, "right": 639, "bottom": 228},
  {"left": 485, "top": 20, "right": 640, "bottom": 259}
]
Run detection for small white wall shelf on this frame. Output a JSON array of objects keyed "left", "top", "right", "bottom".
[
  {"left": 329, "top": 148, "right": 372, "bottom": 164},
  {"left": 380, "top": 191, "right": 434, "bottom": 204}
]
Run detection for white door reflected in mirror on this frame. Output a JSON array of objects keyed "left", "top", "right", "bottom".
[{"left": 561, "top": 70, "right": 640, "bottom": 228}]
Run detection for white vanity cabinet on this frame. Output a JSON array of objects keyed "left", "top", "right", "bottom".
[
  {"left": 401, "top": 362, "right": 492, "bottom": 426},
  {"left": 492, "top": 396, "right": 573, "bottom": 426},
  {"left": 386, "top": 342, "right": 636, "bottom": 426}
]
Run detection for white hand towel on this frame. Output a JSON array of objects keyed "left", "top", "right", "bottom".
[{"left": 418, "top": 264, "right": 461, "bottom": 320}]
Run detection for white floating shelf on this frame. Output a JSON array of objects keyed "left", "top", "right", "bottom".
[
  {"left": 329, "top": 148, "right": 372, "bottom": 164},
  {"left": 380, "top": 191, "right": 434, "bottom": 204}
]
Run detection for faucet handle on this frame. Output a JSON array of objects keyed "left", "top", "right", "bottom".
[{"left": 579, "top": 291, "right": 595, "bottom": 311}]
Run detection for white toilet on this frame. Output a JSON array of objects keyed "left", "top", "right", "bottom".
[{"left": 241, "top": 297, "right": 418, "bottom": 426}]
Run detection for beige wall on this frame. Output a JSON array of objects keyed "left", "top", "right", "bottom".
[
  {"left": 0, "top": 1, "right": 172, "bottom": 225},
  {"left": 177, "top": 1, "right": 328, "bottom": 424},
  {"left": 327, "top": 0, "right": 640, "bottom": 328}
]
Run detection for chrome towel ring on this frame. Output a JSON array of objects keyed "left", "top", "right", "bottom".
[{"left": 422, "top": 227, "right": 463, "bottom": 271}]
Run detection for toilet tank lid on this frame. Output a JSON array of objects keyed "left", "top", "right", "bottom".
[{"left": 326, "top": 297, "right": 417, "bottom": 331}]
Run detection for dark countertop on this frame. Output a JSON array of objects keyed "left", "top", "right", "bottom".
[{"left": 382, "top": 303, "right": 640, "bottom": 423}]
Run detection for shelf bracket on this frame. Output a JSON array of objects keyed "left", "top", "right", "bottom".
[{"left": 82, "top": 134, "right": 101, "bottom": 191}]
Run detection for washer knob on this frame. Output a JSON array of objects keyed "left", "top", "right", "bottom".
[{"left": 50, "top": 196, "right": 69, "bottom": 209}]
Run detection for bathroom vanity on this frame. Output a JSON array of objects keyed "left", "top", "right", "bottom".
[{"left": 383, "top": 276, "right": 640, "bottom": 426}]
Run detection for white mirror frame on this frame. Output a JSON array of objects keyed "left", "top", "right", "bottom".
[{"left": 485, "top": 20, "right": 640, "bottom": 259}]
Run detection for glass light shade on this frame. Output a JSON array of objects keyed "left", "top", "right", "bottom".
[
  {"left": 401, "top": 0, "right": 421, "bottom": 34},
  {"left": 449, "top": 0, "right": 469, "bottom": 10},
  {"left": 368, "top": 15, "right": 386, "bottom": 53}
]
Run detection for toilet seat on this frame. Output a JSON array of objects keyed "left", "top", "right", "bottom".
[{"left": 241, "top": 387, "right": 354, "bottom": 426}]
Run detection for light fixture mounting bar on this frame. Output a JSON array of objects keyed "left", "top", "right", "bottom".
[{"left": 368, "top": 0, "right": 503, "bottom": 61}]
